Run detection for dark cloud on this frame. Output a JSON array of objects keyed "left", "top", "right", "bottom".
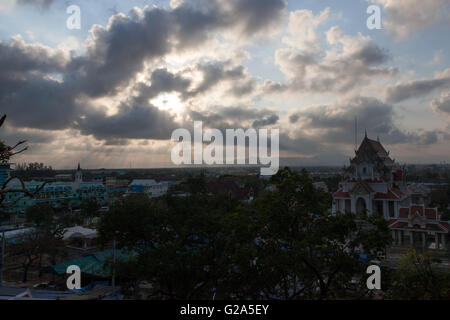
[
  {"left": 0, "top": 37, "right": 67, "bottom": 75},
  {"left": 252, "top": 114, "right": 279, "bottom": 128},
  {"left": 289, "top": 96, "right": 439, "bottom": 146},
  {"left": 1, "top": 1, "right": 285, "bottom": 141},
  {"left": 1, "top": 124, "right": 54, "bottom": 146},
  {"left": 134, "top": 61, "right": 256, "bottom": 104},
  {"left": 351, "top": 43, "right": 389, "bottom": 66},
  {"left": 187, "top": 61, "right": 253, "bottom": 98},
  {"left": 67, "top": 1, "right": 285, "bottom": 98},
  {"left": 75, "top": 102, "right": 179, "bottom": 141},
  {"left": 267, "top": 39, "right": 396, "bottom": 95},
  {"left": 386, "top": 73, "right": 450, "bottom": 103},
  {"left": 135, "top": 68, "right": 192, "bottom": 103},
  {"left": 0, "top": 75, "right": 81, "bottom": 130},
  {"left": 188, "top": 105, "right": 279, "bottom": 130},
  {"left": 224, "top": 0, "right": 286, "bottom": 36}
]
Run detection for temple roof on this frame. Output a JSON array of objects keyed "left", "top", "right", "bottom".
[
  {"left": 350, "top": 135, "right": 396, "bottom": 177},
  {"left": 356, "top": 136, "right": 390, "bottom": 159}
]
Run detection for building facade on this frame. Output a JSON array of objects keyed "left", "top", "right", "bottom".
[
  {"left": 127, "top": 179, "right": 169, "bottom": 198},
  {"left": 2, "top": 164, "right": 108, "bottom": 214},
  {"left": 332, "top": 134, "right": 449, "bottom": 249}
]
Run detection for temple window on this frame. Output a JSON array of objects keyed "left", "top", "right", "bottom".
[{"left": 389, "top": 201, "right": 395, "bottom": 217}]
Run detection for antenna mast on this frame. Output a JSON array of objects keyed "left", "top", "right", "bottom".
[{"left": 354, "top": 116, "right": 357, "bottom": 152}]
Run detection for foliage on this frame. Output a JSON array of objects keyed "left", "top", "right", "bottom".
[
  {"left": 98, "top": 167, "right": 392, "bottom": 300},
  {"left": 386, "top": 248, "right": 450, "bottom": 299},
  {"left": 11, "top": 202, "right": 68, "bottom": 281},
  {"left": 25, "top": 202, "right": 54, "bottom": 227},
  {"left": 15, "top": 162, "right": 53, "bottom": 171},
  {"left": 80, "top": 198, "right": 101, "bottom": 219}
]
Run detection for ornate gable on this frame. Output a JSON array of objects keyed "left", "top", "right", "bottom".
[{"left": 351, "top": 181, "right": 373, "bottom": 195}]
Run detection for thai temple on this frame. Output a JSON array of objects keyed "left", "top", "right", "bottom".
[
  {"left": 332, "top": 133, "right": 449, "bottom": 249},
  {"left": 1, "top": 163, "right": 108, "bottom": 215}
]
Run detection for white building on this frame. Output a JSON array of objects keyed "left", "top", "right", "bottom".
[
  {"left": 333, "top": 134, "right": 449, "bottom": 249},
  {"left": 127, "top": 179, "right": 169, "bottom": 198}
]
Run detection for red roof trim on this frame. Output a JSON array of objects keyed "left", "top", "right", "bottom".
[{"left": 333, "top": 190, "right": 350, "bottom": 198}]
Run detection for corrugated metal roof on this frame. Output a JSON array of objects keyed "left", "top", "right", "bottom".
[{"left": 44, "top": 249, "right": 134, "bottom": 277}]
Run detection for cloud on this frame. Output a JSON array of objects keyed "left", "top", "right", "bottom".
[
  {"left": 133, "top": 60, "right": 256, "bottom": 106},
  {"left": 1, "top": 123, "right": 54, "bottom": 146},
  {"left": 385, "top": 68, "right": 450, "bottom": 103},
  {"left": 431, "top": 91, "right": 450, "bottom": 115},
  {"left": 266, "top": 24, "right": 396, "bottom": 95},
  {"left": 288, "top": 96, "right": 439, "bottom": 145},
  {"left": 75, "top": 102, "right": 179, "bottom": 141},
  {"left": 371, "top": 0, "right": 450, "bottom": 40},
  {"left": 188, "top": 105, "right": 279, "bottom": 129},
  {"left": 0, "top": 1, "right": 285, "bottom": 139},
  {"left": 282, "top": 7, "right": 330, "bottom": 55},
  {"left": 0, "top": 35, "right": 68, "bottom": 75},
  {"left": 67, "top": 1, "right": 285, "bottom": 98},
  {"left": 134, "top": 68, "right": 192, "bottom": 103},
  {"left": 16, "top": 0, "right": 54, "bottom": 9}
]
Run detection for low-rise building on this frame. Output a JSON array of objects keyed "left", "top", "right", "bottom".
[
  {"left": 2, "top": 164, "right": 108, "bottom": 214},
  {"left": 127, "top": 179, "right": 169, "bottom": 198}
]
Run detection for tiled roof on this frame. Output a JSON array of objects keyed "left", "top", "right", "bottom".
[
  {"left": 425, "top": 208, "right": 437, "bottom": 220},
  {"left": 389, "top": 220, "right": 448, "bottom": 232},
  {"left": 367, "top": 138, "right": 388, "bottom": 155},
  {"left": 374, "top": 190, "right": 400, "bottom": 200},
  {"left": 333, "top": 190, "right": 350, "bottom": 198}
]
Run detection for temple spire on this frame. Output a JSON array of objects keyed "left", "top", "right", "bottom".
[{"left": 364, "top": 130, "right": 367, "bottom": 138}]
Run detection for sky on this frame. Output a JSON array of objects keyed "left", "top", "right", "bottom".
[{"left": 0, "top": 0, "right": 449, "bottom": 169}]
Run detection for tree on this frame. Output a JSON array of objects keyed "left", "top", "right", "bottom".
[
  {"left": 386, "top": 248, "right": 450, "bottom": 299},
  {"left": 430, "top": 186, "right": 450, "bottom": 220},
  {"left": 25, "top": 203, "right": 54, "bottom": 227},
  {"left": 98, "top": 167, "right": 392, "bottom": 299},
  {"left": 8, "top": 230, "right": 43, "bottom": 283},
  {"left": 23, "top": 203, "right": 66, "bottom": 274},
  {"left": 80, "top": 198, "right": 100, "bottom": 219},
  {"left": 0, "top": 115, "right": 46, "bottom": 208},
  {"left": 237, "top": 167, "right": 392, "bottom": 299},
  {"left": 99, "top": 193, "right": 248, "bottom": 299}
]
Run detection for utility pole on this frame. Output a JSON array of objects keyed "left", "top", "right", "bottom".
[
  {"left": 112, "top": 238, "right": 116, "bottom": 297},
  {"left": 354, "top": 116, "right": 357, "bottom": 152},
  {"left": 0, "top": 231, "right": 5, "bottom": 286}
]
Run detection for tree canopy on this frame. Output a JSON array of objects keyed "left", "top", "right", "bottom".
[{"left": 98, "top": 167, "right": 392, "bottom": 299}]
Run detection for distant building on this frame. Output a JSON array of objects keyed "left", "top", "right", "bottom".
[
  {"left": 127, "top": 179, "right": 169, "bottom": 198},
  {"left": 2, "top": 163, "right": 108, "bottom": 215},
  {"left": 332, "top": 134, "right": 449, "bottom": 249},
  {"left": 64, "top": 226, "right": 99, "bottom": 251},
  {"left": 105, "top": 177, "right": 129, "bottom": 189},
  {"left": 54, "top": 174, "right": 72, "bottom": 181},
  {"left": 0, "top": 163, "right": 11, "bottom": 185}
]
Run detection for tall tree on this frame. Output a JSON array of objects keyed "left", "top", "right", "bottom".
[
  {"left": 238, "top": 168, "right": 392, "bottom": 299},
  {"left": 386, "top": 248, "right": 450, "bottom": 299}
]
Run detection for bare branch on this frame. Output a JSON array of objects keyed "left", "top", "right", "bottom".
[
  {"left": 0, "top": 176, "right": 48, "bottom": 208},
  {"left": 0, "top": 115, "right": 6, "bottom": 128}
]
